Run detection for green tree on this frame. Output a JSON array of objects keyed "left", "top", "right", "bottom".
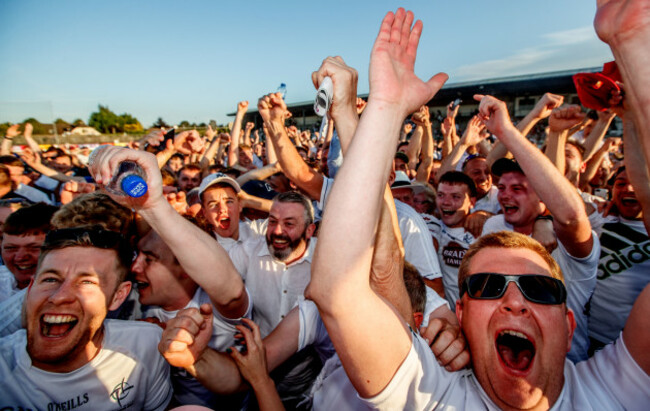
[
  {"left": 152, "top": 117, "right": 169, "bottom": 128},
  {"left": 88, "top": 105, "right": 120, "bottom": 133},
  {"left": 88, "top": 105, "right": 143, "bottom": 134},
  {"left": 72, "top": 118, "right": 86, "bottom": 127},
  {"left": 54, "top": 118, "right": 71, "bottom": 134}
]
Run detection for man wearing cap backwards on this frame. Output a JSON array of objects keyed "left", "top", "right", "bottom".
[
  {"left": 307, "top": 9, "right": 650, "bottom": 410},
  {"left": 479, "top": 95, "right": 599, "bottom": 363},
  {"left": 0, "top": 227, "right": 173, "bottom": 409},
  {"left": 198, "top": 172, "right": 268, "bottom": 252}
]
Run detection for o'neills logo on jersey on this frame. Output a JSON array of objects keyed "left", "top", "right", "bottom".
[
  {"left": 442, "top": 241, "right": 467, "bottom": 268},
  {"left": 110, "top": 378, "right": 134, "bottom": 409},
  {"left": 47, "top": 394, "right": 89, "bottom": 411}
]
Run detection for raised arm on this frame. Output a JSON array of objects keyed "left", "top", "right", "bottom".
[
  {"left": 582, "top": 110, "right": 617, "bottom": 162},
  {"left": 22, "top": 123, "right": 42, "bottom": 155},
  {"left": 486, "top": 93, "right": 563, "bottom": 167},
  {"left": 2, "top": 124, "right": 19, "bottom": 156},
  {"left": 437, "top": 115, "right": 483, "bottom": 182},
  {"left": 259, "top": 93, "right": 324, "bottom": 201},
  {"left": 622, "top": 283, "right": 650, "bottom": 375},
  {"left": 415, "top": 106, "right": 435, "bottom": 184},
  {"left": 594, "top": 0, "right": 650, "bottom": 171},
  {"left": 622, "top": 110, "right": 650, "bottom": 233},
  {"left": 228, "top": 101, "right": 248, "bottom": 167},
  {"left": 544, "top": 105, "right": 586, "bottom": 175},
  {"left": 88, "top": 146, "right": 248, "bottom": 319},
  {"left": 476, "top": 94, "right": 593, "bottom": 257},
  {"left": 312, "top": 56, "right": 361, "bottom": 155},
  {"left": 306, "top": 8, "right": 447, "bottom": 397}
]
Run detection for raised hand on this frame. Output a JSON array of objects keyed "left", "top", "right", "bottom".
[
  {"left": 158, "top": 305, "right": 214, "bottom": 370},
  {"left": 368, "top": 8, "right": 448, "bottom": 118},
  {"left": 460, "top": 115, "right": 486, "bottom": 146},
  {"left": 23, "top": 123, "right": 33, "bottom": 139},
  {"left": 5, "top": 124, "right": 20, "bottom": 138},
  {"left": 549, "top": 105, "right": 587, "bottom": 133},
  {"left": 446, "top": 101, "right": 459, "bottom": 120},
  {"left": 594, "top": 0, "right": 650, "bottom": 46},
  {"left": 530, "top": 93, "right": 564, "bottom": 120},
  {"left": 205, "top": 124, "right": 216, "bottom": 141},
  {"left": 166, "top": 190, "right": 190, "bottom": 215},
  {"left": 87, "top": 145, "right": 164, "bottom": 210},
  {"left": 474, "top": 94, "right": 516, "bottom": 137},
  {"left": 60, "top": 181, "right": 96, "bottom": 204},
  {"left": 19, "top": 147, "right": 41, "bottom": 168},
  {"left": 237, "top": 101, "right": 249, "bottom": 113},
  {"left": 257, "top": 92, "right": 287, "bottom": 125},
  {"left": 312, "top": 56, "right": 359, "bottom": 121},
  {"left": 412, "top": 105, "right": 431, "bottom": 127},
  {"left": 245, "top": 122, "right": 255, "bottom": 132}
]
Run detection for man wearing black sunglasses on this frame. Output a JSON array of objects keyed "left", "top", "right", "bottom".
[
  {"left": 307, "top": 9, "right": 649, "bottom": 411},
  {"left": 478, "top": 94, "right": 599, "bottom": 363}
]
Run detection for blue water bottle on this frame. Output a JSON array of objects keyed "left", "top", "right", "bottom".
[{"left": 88, "top": 146, "right": 148, "bottom": 198}]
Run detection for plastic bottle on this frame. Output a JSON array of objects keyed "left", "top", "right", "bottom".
[
  {"left": 277, "top": 83, "right": 287, "bottom": 99},
  {"left": 88, "top": 145, "right": 148, "bottom": 198}
]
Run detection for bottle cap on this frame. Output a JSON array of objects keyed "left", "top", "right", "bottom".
[{"left": 121, "top": 175, "right": 148, "bottom": 198}]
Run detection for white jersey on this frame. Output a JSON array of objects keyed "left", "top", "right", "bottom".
[
  {"left": 0, "top": 320, "right": 172, "bottom": 410},
  {"left": 143, "top": 287, "right": 252, "bottom": 408},
  {"left": 472, "top": 185, "right": 501, "bottom": 214},
  {"left": 587, "top": 215, "right": 650, "bottom": 344},
  {"left": 320, "top": 177, "right": 442, "bottom": 280},
  {"left": 0, "top": 265, "right": 18, "bottom": 302},
  {"left": 361, "top": 332, "right": 650, "bottom": 410},
  {"left": 482, "top": 215, "right": 599, "bottom": 362},
  {"left": 214, "top": 218, "right": 267, "bottom": 252},
  {"left": 423, "top": 215, "right": 476, "bottom": 308},
  {"left": 299, "top": 290, "right": 449, "bottom": 411}
]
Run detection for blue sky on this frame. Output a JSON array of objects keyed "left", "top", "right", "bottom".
[{"left": 0, "top": 0, "right": 612, "bottom": 127}]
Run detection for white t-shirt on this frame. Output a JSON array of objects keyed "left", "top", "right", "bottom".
[
  {"left": 0, "top": 288, "right": 25, "bottom": 338},
  {"left": 214, "top": 218, "right": 267, "bottom": 252},
  {"left": 319, "top": 177, "right": 442, "bottom": 281},
  {"left": 143, "top": 287, "right": 253, "bottom": 408},
  {"left": 587, "top": 215, "right": 650, "bottom": 344},
  {"left": 298, "top": 290, "right": 449, "bottom": 411},
  {"left": 0, "top": 320, "right": 172, "bottom": 410},
  {"left": 229, "top": 235, "right": 316, "bottom": 337},
  {"left": 361, "top": 332, "right": 650, "bottom": 410},
  {"left": 14, "top": 183, "right": 53, "bottom": 205},
  {"left": 482, "top": 215, "right": 599, "bottom": 363},
  {"left": 472, "top": 185, "right": 501, "bottom": 214},
  {"left": 423, "top": 215, "right": 476, "bottom": 308},
  {"left": 0, "top": 265, "right": 18, "bottom": 302}
]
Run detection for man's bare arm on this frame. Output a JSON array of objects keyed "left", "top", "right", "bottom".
[
  {"left": 476, "top": 95, "right": 593, "bottom": 258},
  {"left": 88, "top": 147, "right": 249, "bottom": 319},
  {"left": 306, "top": 8, "right": 448, "bottom": 397}
]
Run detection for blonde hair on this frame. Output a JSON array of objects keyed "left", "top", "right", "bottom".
[{"left": 457, "top": 231, "right": 564, "bottom": 292}]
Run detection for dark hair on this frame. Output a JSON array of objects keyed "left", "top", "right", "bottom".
[
  {"left": 439, "top": 171, "right": 478, "bottom": 199},
  {"left": 3, "top": 202, "right": 58, "bottom": 236},
  {"left": 0, "top": 155, "right": 24, "bottom": 168},
  {"left": 273, "top": 191, "right": 314, "bottom": 227},
  {"left": 179, "top": 163, "right": 202, "bottom": 175},
  {"left": 403, "top": 261, "right": 426, "bottom": 313},
  {"left": 39, "top": 226, "right": 134, "bottom": 284}
]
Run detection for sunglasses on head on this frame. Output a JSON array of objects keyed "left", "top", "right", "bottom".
[{"left": 460, "top": 273, "right": 567, "bottom": 305}]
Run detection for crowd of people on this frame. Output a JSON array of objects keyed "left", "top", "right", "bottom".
[{"left": 1, "top": 2, "right": 650, "bottom": 410}]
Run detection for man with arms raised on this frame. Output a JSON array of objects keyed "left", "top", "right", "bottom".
[
  {"left": 479, "top": 96, "right": 599, "bottom": 362},
  {"left": 307, "top": 8, "right": 650, "bottom": 410},
  {"left": 0, "top": 226, "right": 172, "bottom": 409}
]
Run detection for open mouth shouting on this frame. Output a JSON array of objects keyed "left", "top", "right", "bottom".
[
  {"left": 41, "top": 314, "right": 79, "bottom": 338},
  {"left": 218, "top": 216, "right": 231, "bottom": 230},
  {"left": 502, "top": 204, "right": 519, "bottom": 216},
  {"left": 496, "top": 330, "right": 535, "bottom": 374}
]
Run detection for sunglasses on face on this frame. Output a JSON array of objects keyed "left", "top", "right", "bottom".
[{"left": 460, "top": 273, "right": 567, "bottom": 305}]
